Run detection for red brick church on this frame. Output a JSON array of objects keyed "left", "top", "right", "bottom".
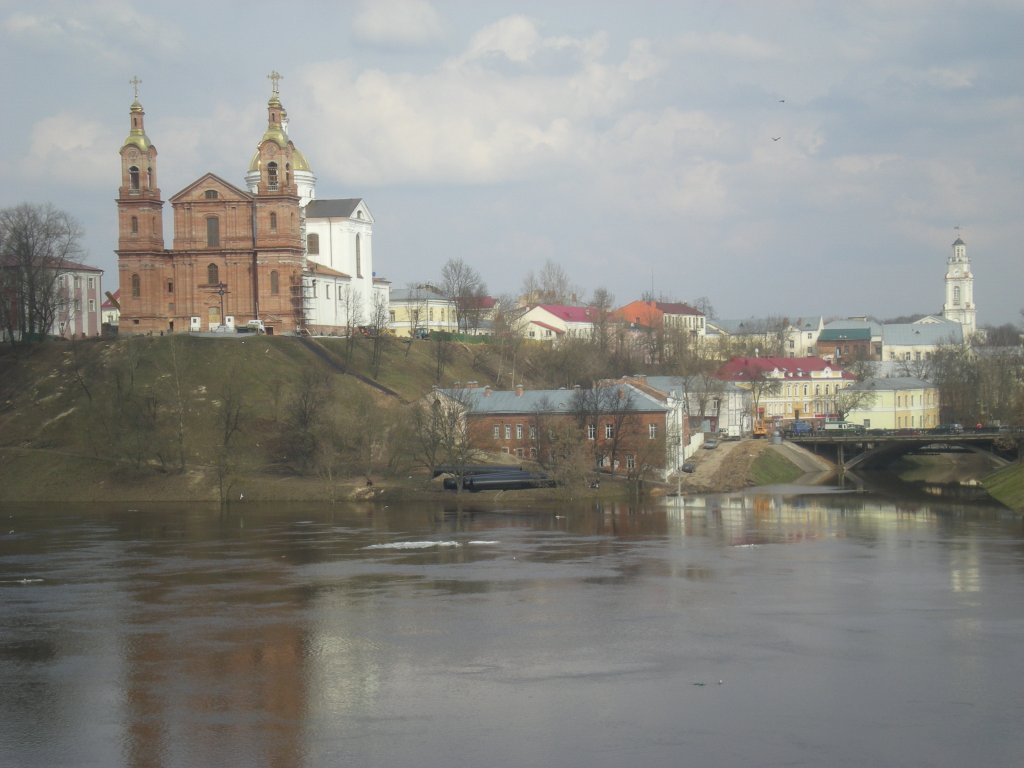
[{"left": 117, "top": 74, "right": 347, "bottom": 335}]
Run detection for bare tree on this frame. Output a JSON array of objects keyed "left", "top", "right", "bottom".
[
  {"left": 490, "top": 295, "right": 528, "bottom": 387},
  {"left": 0, "top": 203, "right": 84, "bottom": 349},
  {"left": 410, "top": 387, "right": 481, "bottom": 491},
  {"left": 368, "top": 290, "right": 390, "bottom": 378},
  {"left": 589, "top": 287, "right": 616, "bottom": 355},
  {"left": 521, "top": 259, "right": 579, "bottom": 304},
  {"left": 338, "top": 284, "right": 364, "bottom": 364},
  {"left": 441, "top": 258, "right": 487, "bottom": 333}
]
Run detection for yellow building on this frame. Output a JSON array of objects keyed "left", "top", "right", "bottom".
[{"left": 844, "top": 377, "right": 940, "bottom": 431}]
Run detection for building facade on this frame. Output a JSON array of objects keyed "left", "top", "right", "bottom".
[
  {"left": 844, "top": 377, "right": 940, "bottom": 431},
  {"left": 942, "top": 235, "right": 976, "bottom": 338},
  {"left": 117, "top": 76, "right": 384, "bottom": 336}
]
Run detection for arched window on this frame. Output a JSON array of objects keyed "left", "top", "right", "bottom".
[
  {"left": 147, "top": 167, "right": 153, "bottom": 189},
  {"left": 207, "top": 263, "right": 219, "bottom": 285},
  {"left": 355, "top": 234, "right": 362, "bottom": 277},
  {"left": 204, "top": 189, "right": 218, "bottom": 199},
  {"left": 269, "top": 212, "right": 277, "bottom": 232},
  {"left": 131, "top": 273, "right": 141, "bottom": 297},
  {"left": 270, "top": 270, "right": 279, "bottom": 295},
  {"left": 307, "top": 233, "right": 319, "bottom": 255},
  {"left": 267, "top": 162, "right": 279, "bottom": 191},
  {"left": 130, "top": 216, "right": 138, "bottom": 235},
  {"left": 953, "top": 286, "right": 961, "bottom": 306},
  {"left": 129, "top": 166, "right": 140, "bottom": 190},
  {"left": 206, "top": 216, "right": 219, "bottom": 247}
]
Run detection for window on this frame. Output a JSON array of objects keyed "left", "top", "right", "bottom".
[
  {"left": 326, "top": 284, "right": 331, "bottom": 300},
  {"left": 587, "top": 424, "right": 596, "bottom": 440},
  {"left": 88, "top": 277, "right": 95, "bottom": 289},
  {"left": 131, "top": 274, "right": 140, "bottom": 297},
  {"left": 129, "top": 166, "right": 140, "bottom": 190},
  {"left": 516, "top": 424, "right": 523, "bottom": 439},
  {"left": 269, "top": 212, "right": 277, "bottom": 232},
  {"left": 307, "top": 233, "right": 319, "bottom": 255},
  {"left": 504, "top": 425, "right": 511, "bottom": 440},
  {"left": 626, "top": 455, "right": 635, "bottom": 470},
  {"left": 270, "top": 271, "right": 279, "bottom": 295},
  {"left": 130, "top": 216, "right": 138, "bottom": 234},
  {"left": 88, "top": 299, "right": 96, "bottom": 312},
  {"left": 649, "top": 423, "right": 657, "bottom": 439},
  {"left": 267, "top": 162, "right": 279, "bottom": 190},
  {"left": 207, "top": 263, "right": 219, "bottom": 285},
  {"left": 167, "top": 280, "right": 173, "bottom": 294},
  {"left": 356, "top": 235, "right": 362, "bottom": 277},
  {"left": 206, "top": 217, "right": 219, "bottom": 247},
  {"left": 493, "top": 425, "right": 500, "bottom": 440},
  {"left": 204, "top": 189, "right": 218, "bottom": 199},
  {"left": 529, "top": 425, "right": 537, "bottom": 440},
  {"left": 953, "top": 286, "right": 961, "bottom": 306},
  {"left": 605, "top": 424, "right": 614, "bottom": 439}
]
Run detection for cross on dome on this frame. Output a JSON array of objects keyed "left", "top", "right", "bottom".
[{"left": 267, "top": 70, "right": 283, "bottom": 96}]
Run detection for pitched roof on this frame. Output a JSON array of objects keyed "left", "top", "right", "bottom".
[
  {"left": 390, "top": 285, "right": 449, "bottom": 302},
  {"left": 305, "top": 198, "right": 363, "bottom": 218},
  {"left": 818, "top": 327, "right": 872, "bottom": 342},
  {"left": 536, "top": 305, "right": 594, "bottom": 323},
  {"left": 440, "top": 384, "right": 669, "bottom": 415},
  {"left": 882, "top": 321, "right": 963, "bottom": 346},
  {"left": 654, "top": 301, "right": 702, "bottom": 316}
]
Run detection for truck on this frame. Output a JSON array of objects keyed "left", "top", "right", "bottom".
[
  {"left": 823, "top": 420, "right": 865, "bottom": 434},
  {"left": 237, "top": 319, "right": 266, "bottom": 335},
  {"left": 786, "top": 420, "right": 814, "bottom": 436}
]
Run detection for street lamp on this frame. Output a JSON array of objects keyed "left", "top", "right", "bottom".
[{"left": 209, "top": 282, "right": 229, "bottom": 328}]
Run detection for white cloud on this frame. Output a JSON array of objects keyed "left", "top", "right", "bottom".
[
  {"left": 23, "top": 113, "right": 110, "bottom": 188},
  {"left": 352, "top": 0, "right": 444, "bottom": 46},
  {"left": 675, "top": 31, "right": 781, "bottom": 60}
]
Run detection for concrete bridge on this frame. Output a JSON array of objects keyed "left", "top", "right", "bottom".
[{"left": 785, "top": 429, "right": 1023, "bottom": 471}]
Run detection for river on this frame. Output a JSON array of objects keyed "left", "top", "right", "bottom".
[{"left": 2, "top": 488, "right": 1023, "bottom": 768}]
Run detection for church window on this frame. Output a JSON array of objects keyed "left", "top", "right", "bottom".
[
  {"left": 206, "top": 217, "right": 220, "bottom": 247},
  {"left": 129, "top": 166, "right": 140, "bottom": 190},
  {"left": 267, "top": 162, "right": 279, "bottom": 191},
  {"left": 953, "top": 286, "right": 961, "bottom": 306},
  {"left": 307, "top": 233, "right": 319, "bottom": 255},
  {"left": 147, "top": 167, "right": 153, "bottom": 189},
  {"left": 207, "top": 263, "right": 219, "bottom": 285},
  {"left": 204, "top": 189, "right": 218, "bottom": 199},
  {"left": 356, "top": 235, "right": 362, "bottom": 277},
  {"left": 269, "top": 212, "right": 277, "bottom": 232},
  {"left": 131, "top": 216, "right": 138, "bottom": 234},
  {"left": 131, "top": 274, "right": 140, "bottom": 297},
  {"left": 270, "top": 271, "right": 279, "bottom": 295}
]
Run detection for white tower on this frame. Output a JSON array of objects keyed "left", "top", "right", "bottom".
[{"left": 942, "top": 231, "right": 976, "bottom": 337}]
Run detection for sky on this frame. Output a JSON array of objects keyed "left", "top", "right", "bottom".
[{"left": 2, "top": 0, "right": 1022, "bottom": 325}]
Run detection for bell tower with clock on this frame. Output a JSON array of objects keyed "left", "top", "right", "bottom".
[{"left": 942, "top": 229, "right": 976, "bottom": 337}]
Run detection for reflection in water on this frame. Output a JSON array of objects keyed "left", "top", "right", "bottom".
[{"left": 1, "top": 494, "right": 1023, "bottom": 768}]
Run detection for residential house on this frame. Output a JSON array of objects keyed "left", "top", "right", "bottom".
[
  {"left": 613, "top": 300, "right": 707, "bottom": 339},
  {"left": 717, "top": 356, "right": 857, "bottom": 426},
  {"left": 1, "top": 258, "right": 103, "bottom": 341},
  {"left": 389, "top": 284, "right": 458, "bottom": 337},
  {"left": 707, "top": 316, "right": 824, "bottom": 358},
  {"left": 101, "top": 289, "right": 120, "bottom": 328},
  {"left": 435, "top": 382, "right": 673, "bottom": 476},
  {"left": 518, "top": 304, "right": 596, "bottom": 342},
  {"left": 642, "top": 375, "right": 751, "bottom": 439},
  {"left": 843, "top": 377, "right": 940, "bottom": 431},
  {"left": 881, "top": 316, "right": 963, "bottom": 362}
]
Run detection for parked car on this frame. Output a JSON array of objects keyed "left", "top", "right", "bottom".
[
  {"left": 703, "top": 439, "right": 719, "bottom": 450},
  {"left": 681, "top": 460, "right": 697, "bottom": 473}
]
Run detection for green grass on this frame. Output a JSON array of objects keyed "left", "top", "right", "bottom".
[
  {"left": 983, "top": 462, "right": 1024, "bottom": 512},
  {"left": 0, "top": 333, "right": 504, "bottom": 502},
  {"left": 750, "top": 448, "right": 804, "bottom": 486}
]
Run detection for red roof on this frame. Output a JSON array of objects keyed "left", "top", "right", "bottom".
[{"left": 537, "top": 304, "right": 593, "bottom": 323}]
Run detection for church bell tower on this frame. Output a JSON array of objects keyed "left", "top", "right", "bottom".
[
  {"left": 116, "top": 77, "right": 164, "bottom": 253},
  {"left": 942, "top": 230, "right": 976, "bottom": 337}
]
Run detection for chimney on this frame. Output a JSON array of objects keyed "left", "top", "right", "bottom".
[
  {"left": 515, "top": 384, "right": 524, "bottom": 397},
  {"left": 483, "top": 386, "right": 492, "bottom": 397}
]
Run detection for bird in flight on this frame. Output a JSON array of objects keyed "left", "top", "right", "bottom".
[
  {"left": 778, "top": 99, "right": 785, "bottom": 103},
  {"left": 771, "top": 136, "right": 781, "bottom": 141}
]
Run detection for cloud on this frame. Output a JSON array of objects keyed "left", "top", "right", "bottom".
[
  {"left": 2, "top": 3, "right": 180, "bottom": 63},
  {"left": 296, "top": 19, "right": 664, "bottom": 187},
  {"left": 22, "top": 113, "right": 111, "bottom": 188},
  {"left": 352, "top": 0, "right": 444, "bottom": 46}
]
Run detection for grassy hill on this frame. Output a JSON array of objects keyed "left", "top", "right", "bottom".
[{"left": 0, "top": 333, "right": 505, "bottom": 503}]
